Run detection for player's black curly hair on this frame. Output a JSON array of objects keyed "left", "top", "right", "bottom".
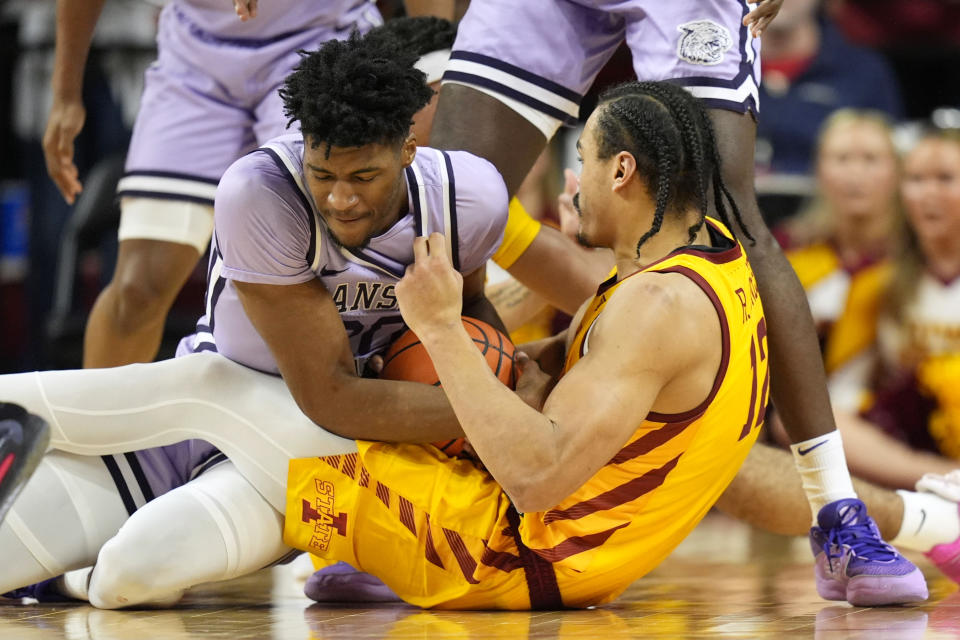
[
  {"left": 594, "top": 81, "right": 753, "bottom": 255},
  {"left": 280, "top": 31, "right": 434, "bottom": 154},
  {"left": 365, "top": 16, "right": 456, "bottom": 57}
]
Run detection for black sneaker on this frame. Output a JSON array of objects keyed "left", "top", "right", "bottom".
[{"left": 0, "top": 403, "right": 50, "bottom": 524}]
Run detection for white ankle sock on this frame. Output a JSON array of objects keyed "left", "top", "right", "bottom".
[
  {"left": 790, "top": 431, "right": 857, "bottom": 523},
  {"left": 892, "top": 490, "right": 959, "bottom": 552}
]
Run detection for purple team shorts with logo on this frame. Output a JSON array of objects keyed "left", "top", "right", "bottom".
[
  {"left": 118, "top": 1, "right": 381, "bottom": 207},
  {"left": 445, "top": 0, "right": 760, "bottom": 128}
]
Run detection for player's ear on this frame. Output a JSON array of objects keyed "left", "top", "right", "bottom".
[
  {"left": 612, "top": 151, "right": 637, "bottom": 193},
  {"left": 400, "top": 133, "right": 417, "bottom": 168}
]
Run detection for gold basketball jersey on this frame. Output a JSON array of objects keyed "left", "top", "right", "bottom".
[{"left": 518, "top": 218, "right": 769, "bottom": 606}]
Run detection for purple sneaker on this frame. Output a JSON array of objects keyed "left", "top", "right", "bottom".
[
  {"left": 304, "top": 563, "right": 401, "bottom": 603},
  {"left": 810, "top": 498, "right": 928, "bottom": 606},
  {"left": 0, "top": 403, "right": 49, "bottom": 525}
]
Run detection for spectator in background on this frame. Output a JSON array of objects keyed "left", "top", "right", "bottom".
[
  {"left": 834, "top": 128, "right": 960, "bottom": 490},
  {"left": 774, "top": 128, "right": 960, "bottom": 492},
  {"left": 756, "top": 0, "right": 903, "bottom": 175},
  {"left": 771, "top": 118, "right": 960, "bottom": 492},
  {"left": 778, "top": 110, "right": 900, "bottom": 413}
]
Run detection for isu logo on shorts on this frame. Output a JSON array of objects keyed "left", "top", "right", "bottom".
[
  {"left": 300, "top": 478, "right": 348, "bottom": 552},
  {"left": 676, "top": 20, "right": 733, "bottom": 66}
]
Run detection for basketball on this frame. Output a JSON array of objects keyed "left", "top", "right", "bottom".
[{"left": 380, "top": 317, "right": 517, "bottom": 457}]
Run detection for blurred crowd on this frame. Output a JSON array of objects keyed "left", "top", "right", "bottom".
[{"left": 1, "top": 0, "right": 959, "bottom": 489}]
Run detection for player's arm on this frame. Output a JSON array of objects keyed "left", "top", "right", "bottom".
[
  {"left": 513, "top": 289, "right": 594, "bottom": 381},
  {"left": 44, "top": 0, "right": 107, "bottom": 204},
  {"left": 499, "top": 212, "right": 611, "bottom": 316},
  {"left": 234, "top": 278, "right": 463, "bottom": 442},
  {"left": 397, "top": 234, "right": 716, "bottom": 512},
  {"left": 218, "top": 155, "right": 462, "bottom": 443}
]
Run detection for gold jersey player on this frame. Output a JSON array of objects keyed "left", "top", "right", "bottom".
[{"left": 282, "top": 81, "right": 896, "bottom": 608}]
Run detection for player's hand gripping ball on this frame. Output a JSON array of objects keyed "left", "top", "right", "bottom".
[{"left": 379, "top": 317, "right": 517, "bottom": 456}]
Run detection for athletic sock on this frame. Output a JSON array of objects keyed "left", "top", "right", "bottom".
[
  {"left": 790, "top": 430, "right": 857, "bottom": 523},
  {"left": 892, "top": 490, "right": 960, "bottom": 552}
]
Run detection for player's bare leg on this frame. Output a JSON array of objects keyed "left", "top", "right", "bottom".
[
  {"left": 432, "top": 85, "right": 602, "bottom": 312},
  {"left": 718, "top": 442, "right": 960, "bottom": 587},
  {"left": 84, "top": 238, "right": 201, "bottom": 368},
  {"left": 718, "top": 443, "right": 903, "bottom": 539},
  {"left": 430, "top": 84, "right": 546, "bottom": 196},
  {"left": 708, "top": 109, "right": 925, "bottom": 605},
  {"left": 707, "top": 110, "right": 837, "bottom": 445}
]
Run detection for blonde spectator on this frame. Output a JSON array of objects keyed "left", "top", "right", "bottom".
[
  {"left": 781, "top": 110, "right": 901, "bottom": 412},
  {"left": 836, "top": 129, "right": 960, "bottom": 488}
]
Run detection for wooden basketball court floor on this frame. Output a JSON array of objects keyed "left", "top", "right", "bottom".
[{"left": 3, "top": 512, "right": 960, "bottom": 639}]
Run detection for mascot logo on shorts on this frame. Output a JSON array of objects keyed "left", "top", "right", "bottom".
[{"left": 676, "top": 20, "right": 733, "bottom": 66}]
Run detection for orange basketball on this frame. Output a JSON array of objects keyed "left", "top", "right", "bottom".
[{"left": 380, "top": 317, "right": 517, "bottom": 457}]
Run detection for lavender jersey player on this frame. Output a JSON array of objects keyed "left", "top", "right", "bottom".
[
  {"left": 179, "top": 134, "right": 507, "bottom": 374},
  {"left": 98, "top": 137, "right": 506, "bottom": 512},
  {"left": 0, "top": 137, "right": 508, "bottom": 605},
  {"left": 115, "top": 0, "right": 381, "bottom": 253},
  {"left": 0, "top": 35, "right": 511, "bottom": 609},
  {"left": 444, "top": 0, "right": 760, "bottom": 139}
]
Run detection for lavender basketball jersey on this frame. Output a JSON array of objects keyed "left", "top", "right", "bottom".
[{"left": 177, "top": 134, "right": 509, "bottom": 373}]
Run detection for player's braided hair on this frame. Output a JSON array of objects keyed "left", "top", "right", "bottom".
[
  {"left": 280, "top": 31, "right": 433, "bottom": 154},
  {"left": 595, "top": 81, "right": 753, "bottom": 255},
  {"left": 365, "top": 16, "right": 456, "bottom": 56}
]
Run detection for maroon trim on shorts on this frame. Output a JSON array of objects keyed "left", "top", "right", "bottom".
[
  {"left": 342, "top": 453, "right": 358, "bottom": 480},
  {"left": 505, "top": 508, "right": 564, "bottom": 610},
  {"left": 359, "top": 466, "right": 371, "bottom": 488},
  {"left": 424, "top": 514, "right": 445, "bottom": 569},
  {"left": 480, "top": 541, "right": 523, "bottom": 573},
  {"left": 443, "top": 528, "right": 481, "bottom": 585},
  {"left": 375, "top": 482, "right": 391, "bottom": 508},
  {"left": 398, "top": 496, "right": 417, "bottom": 537}
]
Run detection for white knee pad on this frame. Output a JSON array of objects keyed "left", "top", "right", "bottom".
[
  {"left": 88, "top": 463, "right": 288, "bottom": 609},
  {"left": 88, "top": 537, "right": 186, "bottom": 609},
  {"left": 118, "top": 197, "right": 214, "bottom": 254}
]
